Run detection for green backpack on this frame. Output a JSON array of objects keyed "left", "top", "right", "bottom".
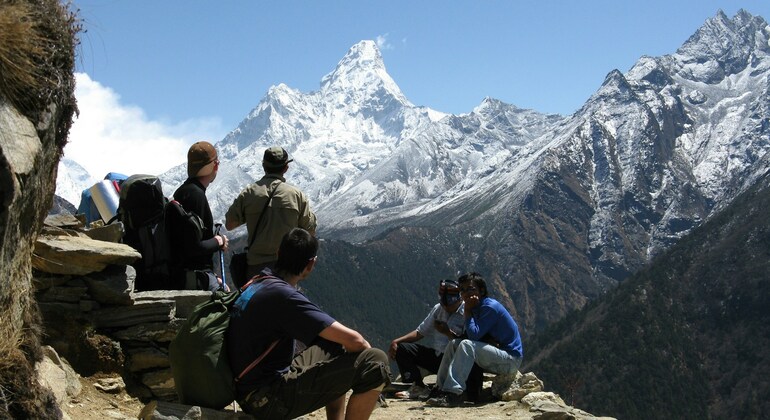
[{"left": 169, "top": 278, "right": 278, "bottom": 409}]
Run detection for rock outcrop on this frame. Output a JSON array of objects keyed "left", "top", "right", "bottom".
[{"left": 0, "top": 1, "right": 79, "bottom": 418}]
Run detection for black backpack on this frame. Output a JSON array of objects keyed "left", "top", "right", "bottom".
[
  {"left": 164, "top": 199, "right": 213, "bottom": 290},
  {"left": 116, "top": 175, "right": 172, "bottom": 291}
]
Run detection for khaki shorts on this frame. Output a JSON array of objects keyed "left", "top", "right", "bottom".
[{"left": 240, "top": 343, "right": 390, "bottom": 419}]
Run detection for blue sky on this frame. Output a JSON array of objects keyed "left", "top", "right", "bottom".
[{"left": 65, "top": 1, "right": 770, "bottom": 179}]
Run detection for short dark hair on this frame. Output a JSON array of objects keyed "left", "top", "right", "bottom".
[
  {"left": 458, "top": 272, "right": 487, "bottom": 297},
  {"left": 262, "top": 162, "right": 287, "bottom": 175},
  {"left": 275, "top": 228, "right": 318, "bottom": 275}
]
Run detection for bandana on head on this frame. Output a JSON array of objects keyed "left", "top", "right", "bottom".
[{"left": 439, "top": 279, "right": 460, "bottom": 306}]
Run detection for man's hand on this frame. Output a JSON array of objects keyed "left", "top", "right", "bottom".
[
  {"left": 388, "top": 340, "right": 399, "bottom": 360},
  {"left": 434, "top": 320, "right": 453, "bottom": 338},
  {"left": 216, "top": 234, "right": 229, "bottom": 251},
  {"left": 464, "top": 295, "right": 480, "bottom": 313}
]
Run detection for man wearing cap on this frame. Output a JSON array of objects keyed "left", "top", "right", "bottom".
[
  {"left": 387, "top": 279, "right": 483, "bottom": 401},
  {"left": 169, "top": 141, "right": 228, "bottom": 288},
  {"left": 225, "top": 146, "right": 316, "bottom": 288}
]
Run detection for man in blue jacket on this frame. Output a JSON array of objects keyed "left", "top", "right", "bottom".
[{"left": 426, "top": 272, "right": 523, "bottom": 407}]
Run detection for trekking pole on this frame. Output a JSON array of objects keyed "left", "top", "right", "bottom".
[{"left": 215, "top": 223, "right": 228, "bottom": 292}]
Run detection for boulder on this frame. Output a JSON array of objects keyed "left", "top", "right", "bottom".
[
  {"left": 127, "top": 347, "right": 170, "bottom": 372},
  {"left": 36, "top": 346, "right": 82, "bottom": 405},
  {"left": 83, "top": 265, "right": 135, "bottom": 305},
  {"left": 94, "top": 375, "right": 126, "bottom": 394},
  {"left": 141, "top": 369, "right": 176, "bottom": 399},
  {"left": 139, "top": 400, "right": 254, "bottom": 420},
  {"left": 44, "top": 213, "right": 85, "bottom": 230},
  {"left": 132, "top": 290, "right": 211, "bottom": 318},
  {"left": 82, "top": 221, "right": 124, "bottom": 243},
  {"left": 33, "top": 235, "right": 140, "bottom": 275},
  {"left": 112, "top": 319, "right": 184, "bottom": 343},
  {"left": 90, "top": 299, "right": 175, "bottom": 328},
  {"left": 500, "top": 371, "right": 545, "bottom": 401}
]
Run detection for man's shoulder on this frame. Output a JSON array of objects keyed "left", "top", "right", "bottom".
[
  {"left": 276, "top": 180, "right": 305, "bottom": 194},
  {"left": 174, "top": 178, "right": 204, "bottom": 198},
  {"left": 481, "top": 297, "right": 504, "bottom": 311}
]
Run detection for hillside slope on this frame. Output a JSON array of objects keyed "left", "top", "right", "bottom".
[{"left": 524, "top": 170, "right": 770, "bottom": 419}]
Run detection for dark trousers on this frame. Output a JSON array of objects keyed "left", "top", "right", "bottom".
[
  {"left": 240, "top": 344, "right": 390, "bottom": 419},
  {"left": 395, "top": 342, "right": 483, "bottom": 400}
]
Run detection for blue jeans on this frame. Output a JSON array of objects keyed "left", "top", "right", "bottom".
[{"left": 436, "top": 338, "right": 522, "bottom": 395}]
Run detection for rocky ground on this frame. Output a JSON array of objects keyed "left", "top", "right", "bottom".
[{"left": 57, "top": 373, "right": 612, "bottom": 420}]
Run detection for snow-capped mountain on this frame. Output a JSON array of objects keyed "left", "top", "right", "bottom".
[
  {"left": 55, "top": 157, "right": 95, "bottom": 208},
  {"left": 162, "top": 40, "right": 563, "bottom": 233},
  {"left": 157, "top": 10, "right": 770, "bottom": 332}
]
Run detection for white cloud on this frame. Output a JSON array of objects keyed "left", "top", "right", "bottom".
[
  {"left": 64, "top": 73, "right": 226, "bottom": 179},
  {"left": 376, "top": 34, "right": 394, "bottom": 50}
]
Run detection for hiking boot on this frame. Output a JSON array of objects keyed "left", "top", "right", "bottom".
[
  {"left": 425, "top": 391, "right": 467, "bottom": 407},
  {"left": 394, "top": 383, "right": 430, "bottom": 400}
]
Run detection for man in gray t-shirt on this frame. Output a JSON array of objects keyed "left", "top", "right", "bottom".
[{"left": 388, "top": 279, "right": 483, "bottom": 400}]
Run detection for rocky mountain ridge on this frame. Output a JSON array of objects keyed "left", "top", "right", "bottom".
[{"left": 524, "top": 164, "right": 770, "bottom": 420}]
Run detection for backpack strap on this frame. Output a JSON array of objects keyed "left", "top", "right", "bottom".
[
  {"left": 239, "top": 274, "right": 275, "bottom": 291},
  {"left": 235, "top": 339, "right": 280, "bottom": 383},
  {"left": 244, "top": 182, "right": 281, "bottom": 251},
  {"left": 234, "top": 274, "right": 281, "bottom": 382}
]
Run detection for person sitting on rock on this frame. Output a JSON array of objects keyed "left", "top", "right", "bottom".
[
  {"left": 388, "top": 279, "right": 483, "bottom": 401},
  {"left": 226, "top": 228, "right": 390, "bottom": 419},
  {"left": 426, "top": 272, "right": 523, "bottom": 407}
]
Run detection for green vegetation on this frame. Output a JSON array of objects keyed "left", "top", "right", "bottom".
[{"left": 526, "top": 171, "right": 770, "bottom": 419}]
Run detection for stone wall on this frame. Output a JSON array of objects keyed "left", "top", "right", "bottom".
[{"left": 34, "top": 217, "right": 210, "bottom": 400}]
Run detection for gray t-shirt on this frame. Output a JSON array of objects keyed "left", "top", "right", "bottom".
[{"left": 416, "top": 302, "right": 465, "bottom": 354}]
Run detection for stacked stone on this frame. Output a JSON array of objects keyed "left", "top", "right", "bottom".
[{"left": 33, "top": 214, "right": 211, "bottom": 401}]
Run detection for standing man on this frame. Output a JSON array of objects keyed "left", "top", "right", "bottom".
[
  {"left": 168, "top": 141, "right": 228, "bottom": 289},
  {"left": 225, "top": 146, "right": 316, "bottom": 287},
  {"left": 226, "top": 228, "right": 390, "bottom": 420},
  {"left": 426, "top": 272, "right": 523, "bottom": 407},
  {"left": 388, "top": 279, "right": 483, "bottom": 401}
]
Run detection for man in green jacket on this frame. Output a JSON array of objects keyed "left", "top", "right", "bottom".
[{"left": 225, "top": 147, "right": 316, "bottom": 287}]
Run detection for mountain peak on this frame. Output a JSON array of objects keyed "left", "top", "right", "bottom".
[
  {"left": 319, "top": 40, "right": 411, "bottom": 106},
  {"left": 675, "top": 10, "right": 769, "bottom": 83}
]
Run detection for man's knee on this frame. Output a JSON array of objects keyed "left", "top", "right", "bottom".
[
  {"left": 458, "top": 339, "right": 477, "bottom": 357},
  {"left": 352, "top": 348, "right": 390, "bottom": 394}
]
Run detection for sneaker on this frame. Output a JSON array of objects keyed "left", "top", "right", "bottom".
[
  {"left": 425, "top": 391, "right": 467, "bottom": 407},
  {"left": 394, "top": 383, "right": 429, "bottom": 400}
]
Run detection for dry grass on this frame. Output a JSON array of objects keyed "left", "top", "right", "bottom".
[
  {"left": 0, "top": 2, "right": 48, "bottom": 108},
  {"left": 0, "top": 0, "right": 79, "bottom": 145},
  {"left": 0, "top": 299, "right": 59, "bottom": 419}
]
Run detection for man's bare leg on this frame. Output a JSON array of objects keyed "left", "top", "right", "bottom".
[
  {"left": 344, "top": 389, "right": 380, "bottom": 420},
  {"left": 326, "top": 394, "right": 345, "bottom": 420}
]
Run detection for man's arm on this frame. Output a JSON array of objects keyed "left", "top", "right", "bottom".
[
  {"left": 224, "top": 197, "right": 243, "bottom": 231},
  {"left": 225, "top": 216, "right": 240, "bottom": 231},
  {"left": 388, "top": 330, "right": 422, "bottom": 359},
  {"left": 318, "top": 321, "right": 370, "bottom": 352}
]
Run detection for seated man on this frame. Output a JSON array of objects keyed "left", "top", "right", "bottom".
[
  {"left": 226, "top": 228, "right": 390, "bottom": 420},
  {"left": 388, "top": 279, "right": 482, "bottom": 400},
  {"left": 427, "top": 272, "right": 523, "bottom": 407}
]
